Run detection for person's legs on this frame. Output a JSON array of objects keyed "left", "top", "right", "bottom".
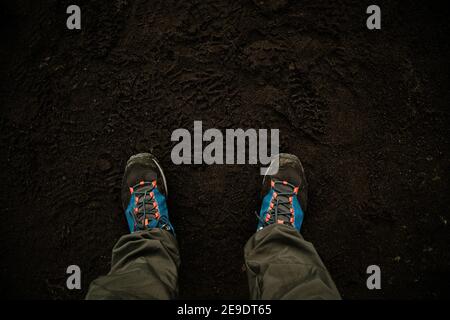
[
  {"left": 245, "top": 224, "right": 340, "bottom": 299},
  {"left": 86, "top": 153, "right": 179, "bottom": 300},
  {"left": 86, "top": 229, "right": 179, "bottom": 299},
  {"left": 245, "top": 153, "right": 341, "bottom": 300}
]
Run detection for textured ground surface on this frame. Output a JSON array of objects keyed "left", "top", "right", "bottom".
[{"left": 0, "top": 0, "right": 449, "bottom": 299}]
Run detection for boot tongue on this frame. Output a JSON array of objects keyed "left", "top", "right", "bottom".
[
  {"left": 134, "top": 185, "right": 157, "bottom": 224},
  {"left": 272, "top": 183, "right": 295, "bottom": 223},
  {"left": 276, "top": 183, "right": 293, "bottom": 194}
]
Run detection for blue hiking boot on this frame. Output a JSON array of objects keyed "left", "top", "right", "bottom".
[
  {"left": 257, "top": 153, "right": 308, "bottom": 232},
  {"left": 121, "top": 153, "right": 174, "bottom": 234}
]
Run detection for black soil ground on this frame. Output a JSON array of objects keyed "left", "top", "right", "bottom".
[{"left": 0, "top": 0, "right": 449, "bottom": 299}]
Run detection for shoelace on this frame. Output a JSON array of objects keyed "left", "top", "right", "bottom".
[
  {"left": 128, "top": 180, "right": 170, "bottom": 230},
  {"left": 257, "top": 180, "right": 300, "bottom": 227}
]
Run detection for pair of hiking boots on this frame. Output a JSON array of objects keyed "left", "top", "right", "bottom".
[{"left": 121, "top": 153, "right": 307, "bottom": 234}]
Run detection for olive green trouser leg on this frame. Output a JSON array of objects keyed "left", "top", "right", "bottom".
[
  {"left": 244, "top": 224, "right": 341, "bottom": 300},
  {"left": 86, "top": 229, "right": 180, "bottom": 300},
  {"left": 86, "top": 224, "right": 339, "bottom": 299}
]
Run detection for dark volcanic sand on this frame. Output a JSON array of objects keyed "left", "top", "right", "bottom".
[{"left": 0, "top": 0, "right": 449, "bottom": 299}]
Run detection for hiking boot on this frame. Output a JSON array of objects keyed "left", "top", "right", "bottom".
[
  {"left": 257, "top": 153, "right": 308, "bottom": 232},
  {"left": 121, "top": 153, "right": 174, "bottom": 234}
]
